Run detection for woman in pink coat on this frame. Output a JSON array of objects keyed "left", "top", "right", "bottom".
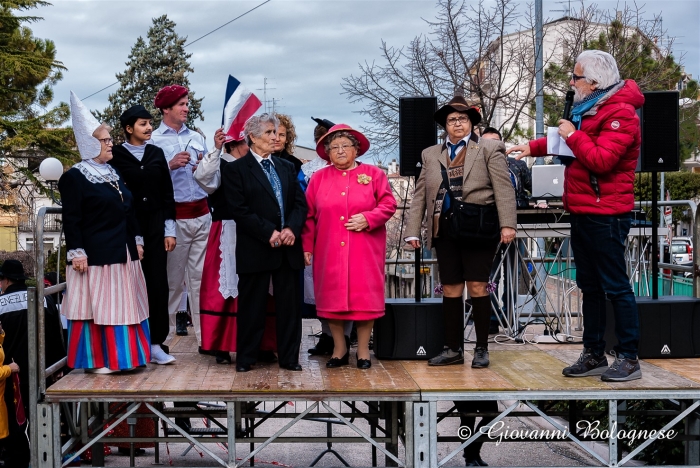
[{"left": 302, "top": 124, "right": 397, "bottom": 369}]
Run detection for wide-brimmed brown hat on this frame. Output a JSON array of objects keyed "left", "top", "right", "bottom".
[{"left": 434, "top": 96, "right": 482, "bottom": 128}]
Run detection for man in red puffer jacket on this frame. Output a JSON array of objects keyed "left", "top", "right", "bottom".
[{"left": 508, "top": 50, "right": 644, "bottom": 382}]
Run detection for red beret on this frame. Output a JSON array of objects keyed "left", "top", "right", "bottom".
[{"left": 154, "top": 85, "right": 189, "bottom": 109}]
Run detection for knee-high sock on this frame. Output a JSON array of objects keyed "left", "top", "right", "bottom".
[
  {"left": 443, "top": 296, "right": 464, "bottom": 351},
  {"left": 471, "top": 295, "right": 491, "bottom": 349}
]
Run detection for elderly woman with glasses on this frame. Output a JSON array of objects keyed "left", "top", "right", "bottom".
[
  {"left": 58, "top": 93, "right": 150, "bottom": 373},
  {"left": 302, "top": 124, "right": 397, "bottom": 369}
]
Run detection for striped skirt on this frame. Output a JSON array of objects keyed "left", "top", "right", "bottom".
[
  {"left": 64, "top": 248, "right": 149, "bottom": 325},
  {"left": 67, "top": 319, "right": 151, "bottom": 370}
]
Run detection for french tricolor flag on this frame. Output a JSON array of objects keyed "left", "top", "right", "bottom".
[{"left": 221, "top": 75, "right": 262, "bottom": 141}]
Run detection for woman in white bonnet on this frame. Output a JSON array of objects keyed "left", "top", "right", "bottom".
[{"left": 58, "top": 92, "right": 151, "bottom": 373}]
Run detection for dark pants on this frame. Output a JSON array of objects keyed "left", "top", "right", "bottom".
[
  {"left": 137, "top": 210, "right": 170, "bottom": 346},
  {"left": 455, "top": 400, "right": 498, "bottom": 460},
  {"left": 237, "top": 259, "right": 302, "bottom": 367},
  {"left": 570, "top": 213, "right": 639, "bottom": 358}
]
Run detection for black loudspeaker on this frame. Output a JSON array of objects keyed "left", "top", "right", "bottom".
[
  {"left": 604, "top": 296, "right": 700, "bottom": 358},
  {"left": 637, "top": 91, "right": 679, "bottom": 172},
  {"left": 399, "top": 97, "right": 437, "bottom": 177},
  {"left": 374, "top": 298, "right": 445, "bottom": 360}
]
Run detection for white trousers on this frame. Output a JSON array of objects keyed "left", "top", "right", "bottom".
[{"left": 166, "top": 213, "right": 211, "bottom": 345}]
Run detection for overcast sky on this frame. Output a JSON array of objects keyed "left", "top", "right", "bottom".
[{"left": 32, "top": 0, "right": 700, "bottom": 156}]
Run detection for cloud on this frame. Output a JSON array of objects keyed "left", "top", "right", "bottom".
[{"left": 30, "top": 0, "right": 699, "bottom": 153}]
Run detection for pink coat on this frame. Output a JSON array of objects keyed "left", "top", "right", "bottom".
[{"left": 302, "top": 164, "right": 397, "bottom": 320}]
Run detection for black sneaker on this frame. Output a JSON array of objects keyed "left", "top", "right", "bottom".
[
  {"left": 471, "top": 347, "right": 490, "bottom": 368},
  {"left": 176, "top": 311, "right": 188, "bottom": 336},
  {"left": 601, "top": 352, "right": 642, "bottom": 382},
  {"left": 428, "top": 347, "right": 464, "bottom": 366},
  {"left": 562, "top": 348, "right": 608, "bottom": 377}
]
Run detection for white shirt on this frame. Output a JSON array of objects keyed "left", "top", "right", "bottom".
[
  {"left": 122, "top": 141, "right": 176, "bottom": 238},
  {"left": 149, "top": 122, "right": 209, "bottom": 203}
]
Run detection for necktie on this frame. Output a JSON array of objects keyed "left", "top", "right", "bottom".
[
  {"left": 261, "top": 159, "right": 285, "bottom": 226},
  {"left": 449, "top": 140, "right": 466, "bottom": 160},
  {"left": 443, "top": 140, "right": 466, "bottom": 211}
]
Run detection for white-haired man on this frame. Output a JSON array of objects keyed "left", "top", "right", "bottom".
[
  {"left": 508, "top": 50, "right": 645, "bottom": 381},
  {"left": 222, "top": 114, "right": 308, "bottom": 372}
]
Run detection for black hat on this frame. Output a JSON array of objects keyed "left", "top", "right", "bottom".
[
  {"left": 311, "top": 117, "right": 335, "bottom": 129},
  {"left": 434, "top": 96, "right": 482, "bottom": 128},
  {"left": 0, "top": 260, "right": 28, "bottom": 282},
  {"left": 119, "top": 105, "right": 153, "bottom": 127}
]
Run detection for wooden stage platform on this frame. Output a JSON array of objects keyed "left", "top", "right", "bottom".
[
  {"left": 45, "top": 331, "right": 700, "bottom": 403},
  {"left": 40, "top": 327, "right": 700, "bottom": 467}
]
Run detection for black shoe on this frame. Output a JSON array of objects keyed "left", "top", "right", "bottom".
[
  {"left": 326, "top": 352, "right": 350, "bottom": 368},
  {"left": 357, "top": 358, "right": 371, "bottom": 369},
  {"left": 258, "top": 350, "right": 278, "bottom": 363},
  {"left": 117, "top": 447, "right": 146, "bottom": 456},
  {"left": 198, "top": 346, "right": 216, "bottom": 356},
  {"left": 428, "top": 347, "right": 464, "bottom": 366},
  {"left": 215, "top": 351, "right": 231, "bottom": 364},
  {"left": 176, "top": 311, "right": 188, "bottom": 336},
  {"left": 236, "top": 363, "right": 252, "bottom": 372},
  {"left": 464, "top": 455, "right": 488, "bottom": 466},
  {"left": 308, "top": 332, "right": 334, "bottom": 355},
  {"left": 601, "top": 351, "right": 642, "bottom": 382},
  {"left": 562, "top": 348, "right": 608, "bottom": 377},
  {"left": 280, "top": 363, "right": 302, "bottom": 371},
  {"left": 471, "top": 347, "right": 490, "bottom": 368}
]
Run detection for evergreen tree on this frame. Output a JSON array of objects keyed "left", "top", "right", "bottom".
[
  {"left": 0, "top": 0, "right": 75, "bottom": 165},
  {"left": 97, "top": 15, "right": 204, "bottom": 138}
]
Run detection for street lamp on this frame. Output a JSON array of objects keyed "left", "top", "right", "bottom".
[{"left": 39, "top": 157, "right": 64, "bottom": 205}]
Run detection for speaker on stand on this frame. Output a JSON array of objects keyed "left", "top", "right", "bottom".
[
  {"left": 636, "top": 91, "right": 680, "bottom": 299},
  {"left": 399, "top": 97, "right": 438, "bottom": 177}
]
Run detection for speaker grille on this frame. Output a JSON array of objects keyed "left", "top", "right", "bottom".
[
  {"left": 640, "top": 91, "right": 679, "bottom": 172},
  {"left": 399, "top": 97, "right": 437, "bottom": 177}
]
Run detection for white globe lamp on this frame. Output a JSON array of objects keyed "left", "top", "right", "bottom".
[{"left": 39, "top": 157, "right": 64, "bottom": 181}]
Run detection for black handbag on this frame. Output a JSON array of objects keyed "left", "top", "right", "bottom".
[{"left": 440, "top": 167, "right": 500, "bottom": 241}]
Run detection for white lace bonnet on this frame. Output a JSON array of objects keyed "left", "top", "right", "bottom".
[{"left": 70, "top": 91, "right": 102, "bottom": 160}]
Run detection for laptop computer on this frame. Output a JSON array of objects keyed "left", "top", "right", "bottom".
[{"left": 530, "top": 164, "right": 565, "bottom": 198}]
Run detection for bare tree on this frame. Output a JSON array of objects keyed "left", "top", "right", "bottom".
[{"left": 343, "top": 0, "right": 684, "bottom": 160}]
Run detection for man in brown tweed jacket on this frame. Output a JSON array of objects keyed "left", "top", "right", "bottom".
[{"left": 405, "top": 96, "right": 517, "bottom": 368}]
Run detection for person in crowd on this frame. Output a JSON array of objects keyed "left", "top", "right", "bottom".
[
  {"left": 110, "top": 105, "right": 176, "bottom": 365},
  {"left": 59, "top": 92, "right": 150, "bottom": 374},
  {"left": 0, "top": 322, "right": 20, "bottom": 459},
  {"left": 272, "top": 114, "right": 303, "bottom": 175},
  {"left": 404, "top": 96, "right": 517, "bottom": 368},
  {"left": 302, "top": 124, "right": 397, "bottom": 369},
  {"left": 508, "top": 50, "right": 644, "bottom": 381},
  {"left": 0, "top": 260, "right": 64, "bottom": 468},
  {"left": 195, "top": 129, "right": 278, "bottom": 365},
  {"left": 149, "top": 85, "right": 210, "bottom": 351},
  {"left": 303, "top": 117, "right": 355, "bottom": 356},
  {"left": 223, "top": 114, "right": 307, "bottom": 372}
]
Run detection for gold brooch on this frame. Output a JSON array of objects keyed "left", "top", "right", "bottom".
[{"left": 357, "top": 174, "right": 372, "bottom": 185}]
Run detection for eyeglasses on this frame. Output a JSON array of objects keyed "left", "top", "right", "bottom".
[
  {"left": 98, "top": 137, "right": 114, "bottom": 145},
  {"left": 330, "top": 144, "right": 355, "bottom": 153},
  {"left": 571, "top": 73, "right": 587, "bottom": 82},
  {"left": 446, "top": 116, "right": 470, "bottom": 126}
]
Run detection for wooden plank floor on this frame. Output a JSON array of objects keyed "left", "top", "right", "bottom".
[{"left": 46, "top": 323, "right": 700, "bottom": 402}]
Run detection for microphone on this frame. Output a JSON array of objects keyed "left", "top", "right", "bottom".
[{"left": 562, "top": 91, "right": 575, "bottom": 122}]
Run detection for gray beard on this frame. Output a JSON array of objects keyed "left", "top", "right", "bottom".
[{"left": 573, "top": 88, "right": 589, "bottom": 104}]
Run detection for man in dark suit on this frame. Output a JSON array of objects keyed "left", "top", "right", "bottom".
[{"left": 223, "top": 114, "right": 307, "bottom": 372}]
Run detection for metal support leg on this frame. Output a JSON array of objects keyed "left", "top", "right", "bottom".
[
  {"left": 228, "top": 402, "right": 237, "bottom": 468},
  {"left": 413, "top": 402, "right": 430, "bottom": 468},
  {"left": 404, "top": 402, "right": 414, "bottom": 468},
  {"left": 37, "top": 403, "right": 55, "bottom": 468},
  {"left": 609, "top": 399, "right": 618, "bottom": 467},
  {"left": 685, "top": 399, "right": 700, "bottom": 465},
  {"left": 387, "top": 401, "right": 398, "bottom": 467}
]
